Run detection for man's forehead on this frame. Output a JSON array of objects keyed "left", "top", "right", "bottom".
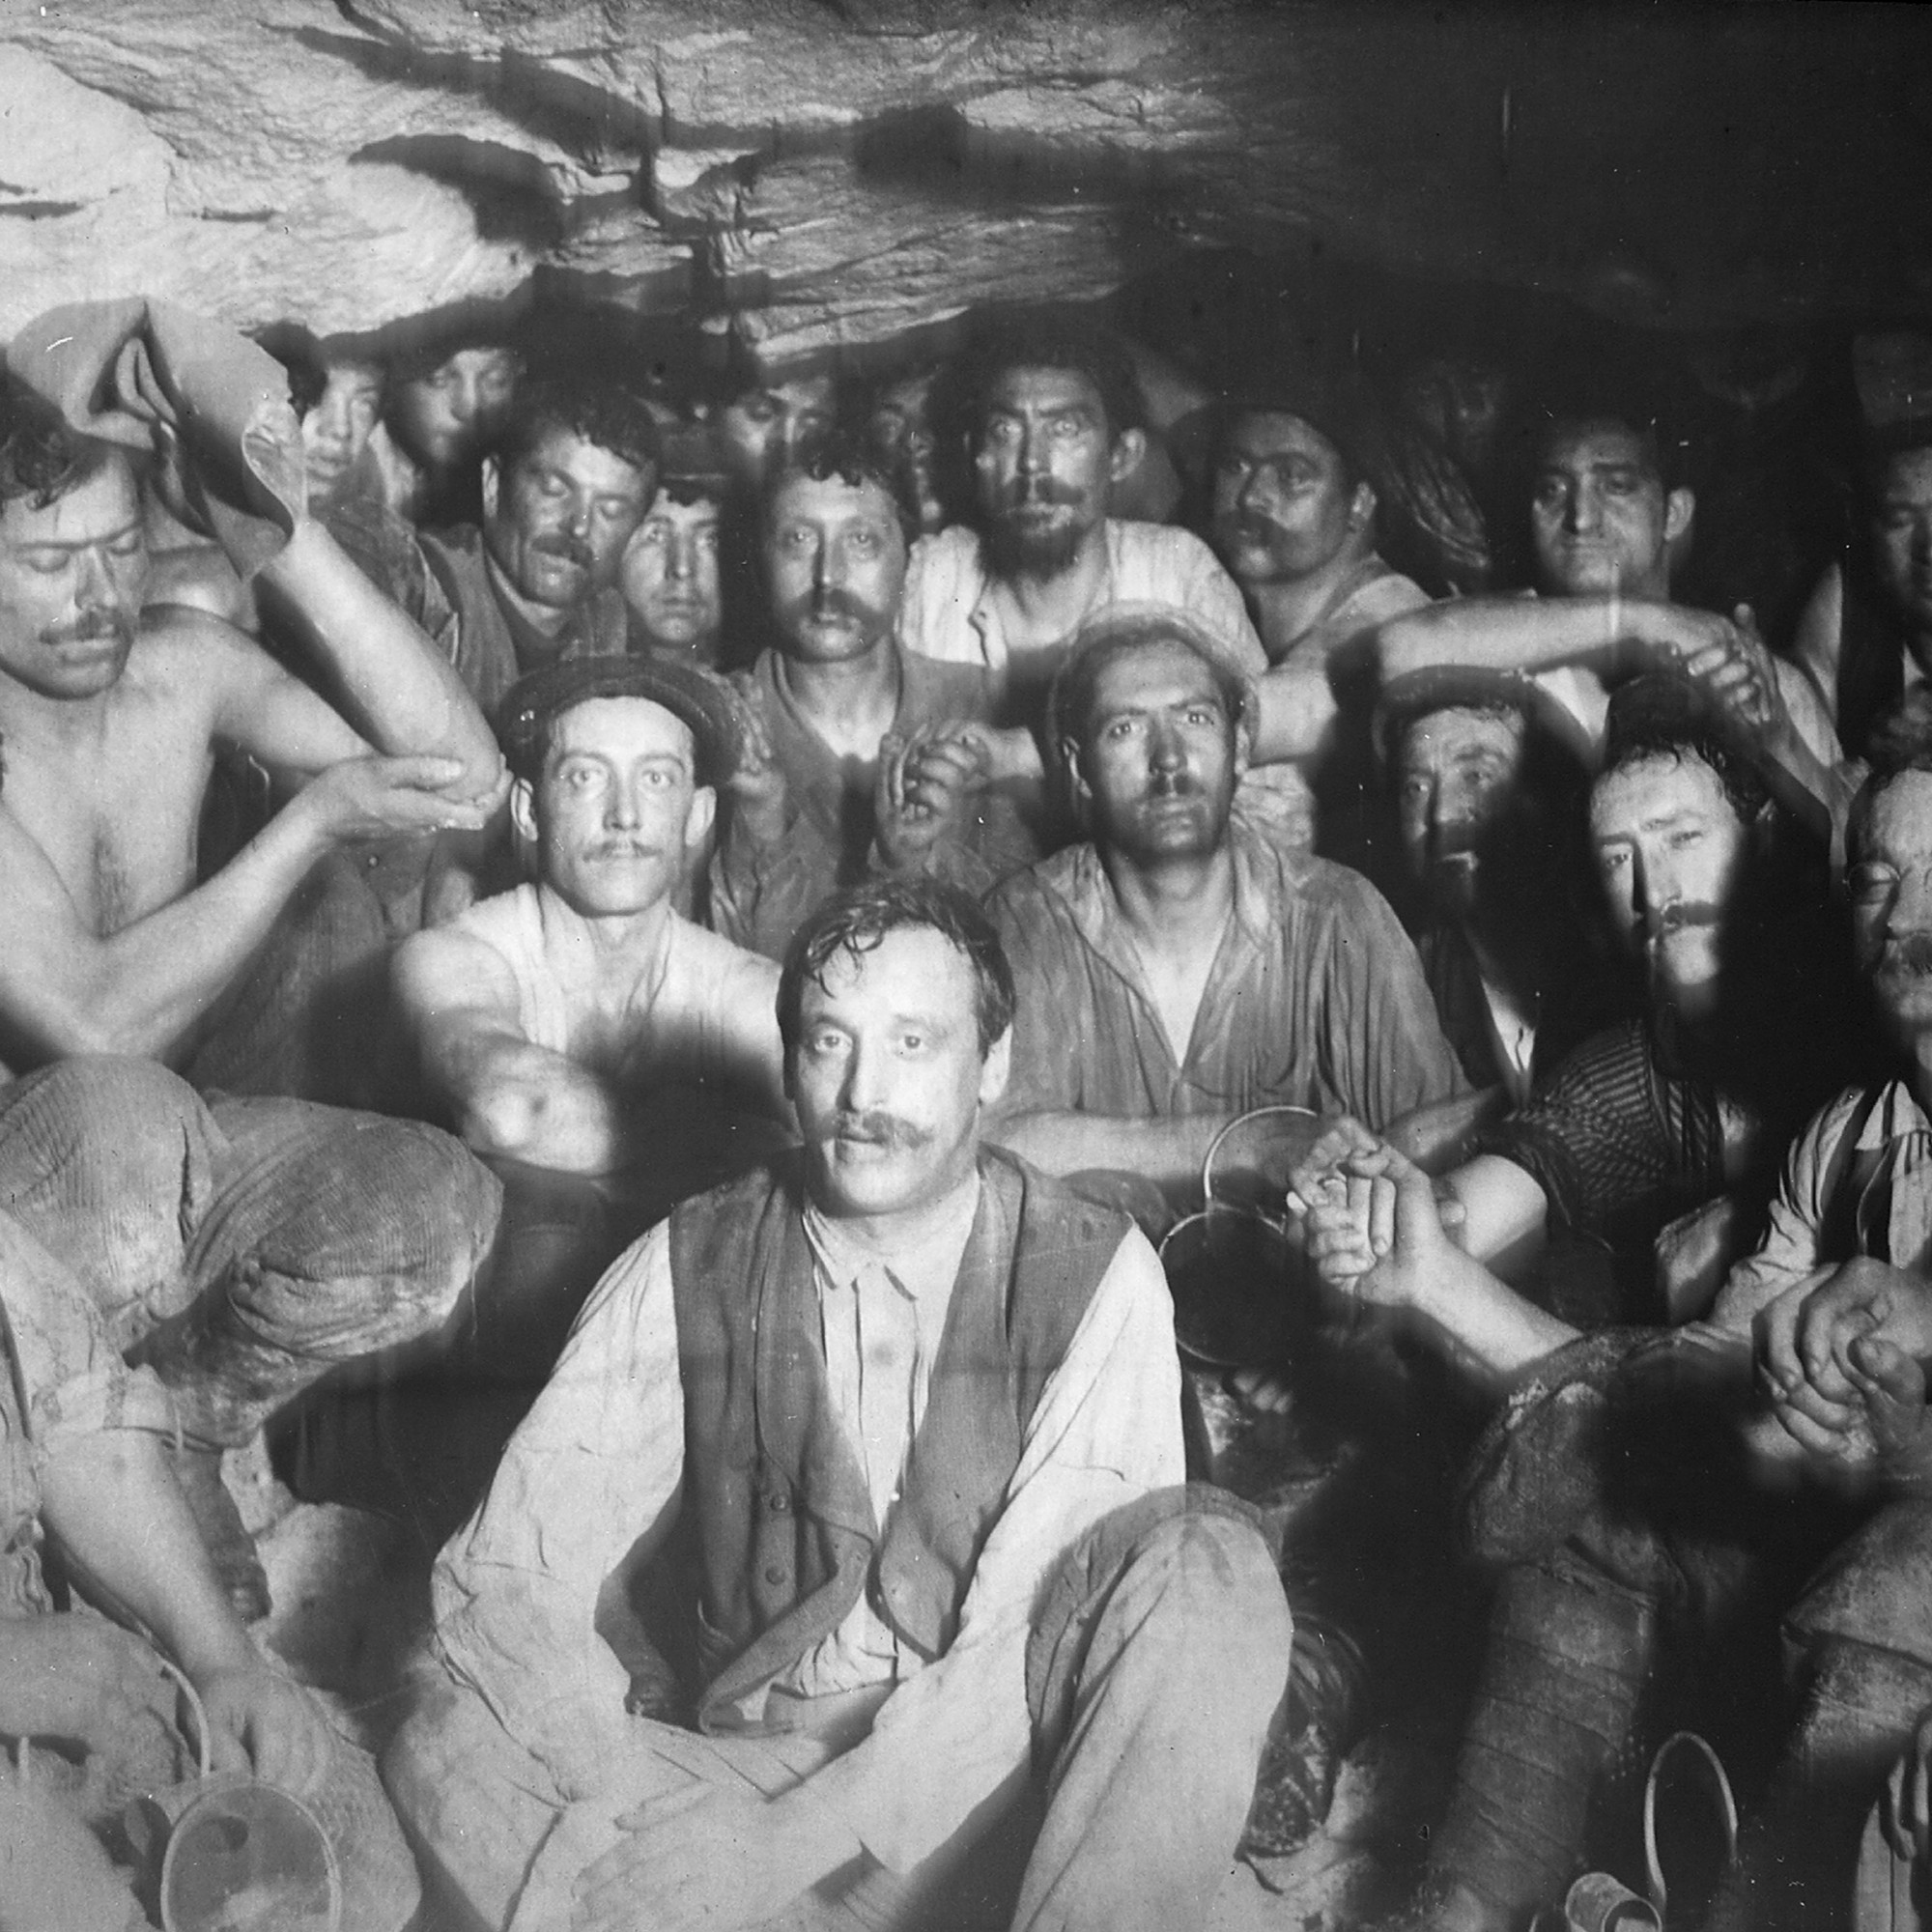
[
  {"left": 1093, "top": 638, "right": 1224, "bottom": 707},
  {"left": 0, "top": 451, "right": 139, "bottom": 545},
  {"left": 1878, "top": 447, "right": 1932, "bottom": 507},
  {"left": 1229, "top": 412, "right": 1336, "bottom": 462},
  {"left": 1864, "top": 771, "right": 1932, "bottom": 860},
  {"left": 987, "top": 366, "right": 1104, "bottom": 415},
  {"left": 547, "top": 695, "right": 695, "bottom": 763},
  {"left": 647, "top": 489, "right": 720, "bottom": 527},
  {"left": 426, "top": 346, "right": 518, "bottom": 383},
  {"left": 1590, "top": 749, "right": 1729, "bottom": 827},
  {"left": 1400, "top": 705, "right": 1526, "bottom": 769},
  {"left": 803, "top": 926, "right": 973, "bottom": 1010},
  {"left": 516, "top": 428, "right": 648, "bottom": 494},
  {"left": 1538, "top": 420, "right": 1658, "bottom": 476},
  {"left": 770, "top": 472, "right": 898, "bottom": 532}
]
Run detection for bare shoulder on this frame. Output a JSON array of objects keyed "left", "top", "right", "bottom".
[
  {"left": 128, "top": 603, "right": 279, "bottom": 700},
  {"left": 395, "top": 915, "right": 520, "bottom": 1019}
]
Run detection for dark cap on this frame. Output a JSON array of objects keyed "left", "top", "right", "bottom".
[
  {"left": 497, "top": 654, "right": 740, "bottom": 788},
  {"left": 1374, "top": 664, "right": 1598, "bottom": 775},
  {"left": 1219, "top": 370, "right": 1371, "bottom": 479}
]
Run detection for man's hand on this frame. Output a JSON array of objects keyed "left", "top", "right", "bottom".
[
  {"left": 0, "top": 1616, "right": 173, "bottom": 1758},
  {"left": 239, "top": 396, "right": 312, "bottom": 529},
  {"left": 194, "top": 1662, "right": 333, "bottom": 1800},
  {"left": 1288, "top": 1117, "right": 1465, "bottom": 1299},
  {"left": 1885, "top": 1703, "right": 1932, "bottom": 1863},
  {"left": 874, "top": 725, "right": 989, "bottom": 871},
  {"left": 297, "top": 753, "right": 507, "bottom": 844},
  {"left": 571, "top": 1782, "right": 840, "bottom": 1932},
  {"left": 722, "top": 690, "right": 789, "bottom": 848},
  {"left": 1634, "top": 603, "right": 1780, "bottom": 733}
]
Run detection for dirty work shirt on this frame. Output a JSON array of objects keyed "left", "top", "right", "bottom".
[
  {"left": 429, "top": 1183, "right": 1181, "bottom": 1875},
  {"left": 985, "top": 820, "right": 1466, "bottom": 1132},
  {"left": 416, "top": 524, "right": 633, "bottom": 717},
  {"left": 709, "top": 644, "right": 1033, "bottom": 961},
  {"left": 897, "top": 519, "right": 1266, "bottom": 692},
  {"left": 1718, "top": 1078, "right": 1932, "bottom": 1321},
  {"left": 446, "top": 884, "right": 783, "bottom": 1110}
]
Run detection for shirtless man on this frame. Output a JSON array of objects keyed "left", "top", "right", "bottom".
[
  {"left": 0, "top": 358, "right": 505, "bottom": 1613},
  {"left": 395, "top": 655, "right": 789, "bottom": 1378}
]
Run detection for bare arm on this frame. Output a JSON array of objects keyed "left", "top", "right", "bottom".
[
  {"left": 987, "top": 1110, "right": 1235, "bottom": 1200},
  {"left": 395, "top": 924, "right": 638, "bottom": 1175},
  {"left": 0, "top": 759, "right": 492, "bottom": 1066},
  {"left": 1376, "top": 594, "right": 1638, "bottom": 684},
  {"left": 39, "top": 1426, "right": 330, "bottom": 1794},
  {"left": 1249, "top": 653, "right": 1340, "bottom": 766},
  {"left": 242, "top": 440, "right": 500, "bottom": 794}
]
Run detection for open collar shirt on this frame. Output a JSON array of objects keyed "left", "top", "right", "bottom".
[{"left": 431, "top": 1169, "right": 1182, "bottom": 1874}]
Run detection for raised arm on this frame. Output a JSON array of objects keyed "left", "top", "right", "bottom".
[
  {"left": 395, "top": 923, "right": 634, "bottom": 1175},
  {"left": 1376, "top": 594, "right": 1638, "bottom": 685},
  {"left": 237, "top": 411, "right": 499, "bottom": 796}
]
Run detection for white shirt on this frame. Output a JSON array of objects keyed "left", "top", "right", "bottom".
[
  {"left": 431, "top": 1175, "right": 1184, "bottom": 1873},
  {"left": 898, "top": 519, "right": 1267, "bottom": 687}
]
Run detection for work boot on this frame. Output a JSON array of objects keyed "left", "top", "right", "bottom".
[
  {"left": 166, "top": 1440, "right": 271, "bottom": 1625},
  {"left": 1240, "top": 1617, "right": 1367, "bottom": 1859}
]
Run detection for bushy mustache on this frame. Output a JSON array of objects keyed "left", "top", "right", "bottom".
[
  {"left": 532, "top": 532, "right": 596, "bottom": 570},
  {"left": 44, "top": 611, "right": 133, "bottom": 648},
  {"left": 825, "top": 1110, "right": 932, "bottom": 1152},
  {"left": 1876, "top": 931, "right": 1932, "bottom": 978},
  {"left": 996, "top": 475, "right": 1083, "bottom": 513},
  {"left": 1645, "top": 900, "right": 1725, "bottom": 942}
]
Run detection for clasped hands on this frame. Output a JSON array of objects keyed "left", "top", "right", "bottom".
[
  {"left": 1284, "top": 1116, "right": 1465, "bottom": 1314},
  {"left": 1748, "top": 1255, "right": 1932, "bottom": 1489}
]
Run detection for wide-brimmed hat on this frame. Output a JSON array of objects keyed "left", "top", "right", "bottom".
[
  {"left": 496, "top": 654, "right": 741, "bottom": 788},
  {"left": 1373, "top": 663, "right": 1600, "bottom": 775}
]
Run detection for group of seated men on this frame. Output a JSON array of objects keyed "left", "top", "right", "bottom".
[{"left": 0, "top": 284, "right": 1931, "bottom": 1932}]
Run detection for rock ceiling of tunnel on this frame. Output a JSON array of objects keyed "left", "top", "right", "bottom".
[{"left": 4, "top": 1, "right": 1931, "bottom": 365}]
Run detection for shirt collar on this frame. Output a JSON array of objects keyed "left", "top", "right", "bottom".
[
  {"left": 802, "top": 1172, "right": 982, "bottom": 1318},
  {"left": 1858, "top": 1077, "right": 1932, "bottom": 1151}
]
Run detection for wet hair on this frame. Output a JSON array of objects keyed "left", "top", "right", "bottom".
[
  {"left": 777, "top": 876, "right": 1016, "bottom": 1058},
  {"left": 1049, "top": 611, "right": 1249, "bottom": 758},
  {"left": 0, "top": 380, "right": 107, "bottom": 514},
  {"left": 492, "top": 376, "right": 661, "bottom": 488},
  {"left": 760, "top": 429, "right": 916, "bottom": 545},
  {"left": 1598, "top": 678, "right": 1770, "bottom": 829},
  {"left": 1216, "top": 384, "right": 1369, "bottom": 493},
  {"left": 949, "top": 313, "right": 1147, "bottom": 446},
  {"left": 1856, "top": 421, "right": 1932, "bottom": 508},
  {"left": 1508, "top": 372, "right": 1692, "bottom": 499}
]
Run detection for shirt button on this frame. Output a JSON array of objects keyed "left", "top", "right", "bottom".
[
  {"left": 764, "top": 1564, "right": 786, "bottom": 1586},
  {"left": 769, "top": 1493, "right": 790, "bottom": 1514}
]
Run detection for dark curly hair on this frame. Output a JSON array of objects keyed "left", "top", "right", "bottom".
[
  {"left": 778, "top": 877, "right": 1016, "bottom": 1058},
  {"left": 492, "top": 377, "right": 661, "bottom": 487},
  {"left": 0, "top": 380, "right": 105, "bottom": 514}
]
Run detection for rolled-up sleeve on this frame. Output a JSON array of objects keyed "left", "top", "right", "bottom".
[{"left": 803, "top": 1227, "right": 1184, "bottom": 1871}]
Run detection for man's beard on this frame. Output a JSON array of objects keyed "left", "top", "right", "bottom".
[{"left": 983, "top": 477, "right": 1092, "bottom": 579}]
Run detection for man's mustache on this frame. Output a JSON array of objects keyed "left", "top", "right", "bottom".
[
  {"left": 1222, "top": 511, "right": 1289, "bottom": 548},
  {"left": 998, "top": 475, "right": 1083, "bottom": 512},
  {"left": 44, "top": 610, "right": 133, "bottom": 648},
  {"left": 1146, "top": 769, "right": 1203, "bottom": 801},
  {"left": 827, "top": 1110, "right": 932, "bottom": 1152},
  {"left": 1876, "top": 932, "right": 1932, "bottom": 978},
  {"left": 532, "top": 533, "right": 596, "bottom": 570},
  {"left": 586, "top": 838, "right": 659, "bottom": 861},
  {"left": 1644, "top": 900, "right": 1725, "bottom": 942},
  {"left": 795, "top": 585, "right": 884, "bottom": 627}
]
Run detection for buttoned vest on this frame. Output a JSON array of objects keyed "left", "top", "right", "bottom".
[{"left": 667, "top": 1147, "right": 1127, "bottom": 1730}]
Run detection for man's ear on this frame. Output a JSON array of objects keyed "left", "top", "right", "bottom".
[
  {"left": 979, "top": 1027, "right": 1013, "bottom": 1109},
  {"left": 1348, "top": 480, "right": 1378, "bottom": 532},
  {"left": 1108, "top": 428, "right": 1149, "bottom": 485},
  {"left": 508, "top": 775, "right": 538, "bottom": 848},
  {"left": 1664, "top": 485, "right": 1695, "bottom": 547},
  {"left": 480, "top": 454, "right": 502, "bottom": 526},
  {"left": 684, "top": 783, "right": 718, "bottom": 854}
]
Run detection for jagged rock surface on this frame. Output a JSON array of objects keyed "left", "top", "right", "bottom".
[{"left": 5, "top": 3, "right": 1931, "bottom": 362}]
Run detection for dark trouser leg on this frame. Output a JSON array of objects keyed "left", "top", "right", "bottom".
[
  {"left": 1430, "top": 1560, "right": 1658, "bottom": 1932},
  {"left": 1707, "top": 1499, "right": 1932, "bottom": 1932},
  {"left": 1016, "top": 1488, "right": 1293, "bottom": 1932}
]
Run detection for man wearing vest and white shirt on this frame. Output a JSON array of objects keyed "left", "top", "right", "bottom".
[{"left": 385, "top": 876, "right": 1290, "bottom": 1932}]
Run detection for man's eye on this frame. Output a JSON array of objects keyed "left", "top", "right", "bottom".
[
  {"left": 1104, "top": 717, "right": 1138, "bottom": 740},
  {"left": 642, "top": 769, "right": 673, "bottom": 788},
  {"left": 1598, "top": 847, "right": 1630, "bottom": 872},
  {"left": 807, "top": 1030, "right": 847, "bottom": 1056},
  {"left": 848, "top": 530, "right": 879, "bottom": 554},
  {"left": 696, "top": 529, "right": 721, "bottom": 554},
  {"left": 983, "top": 419, "right": 1020, "bottom": 445},
  {"left": 564, "top": 768, "right": 597, "bottom": 789},
  {"left": 897, "top": 1033, "right": 926, "bottom": 1054},
  {"left": 1183, "top": 707, "right": 1219, "bottom": 728},
  {"left": 637, "top": 525, "right": 669, "bottom": 548},
  {"left": 1852, "top": 867, "right": 1900, "bottom": 901},
  {"left": 1667, "top": 828, "right": 1704, "bottom": 850},
  {"left": 18, "top": 553, "right": 67, "bottom": 576},
  {"left": 1049, "top": 415, "right": 1087, "bottom": 440},
  {"left": 108, "top": 534, "right": 146, "bottom": 559}
]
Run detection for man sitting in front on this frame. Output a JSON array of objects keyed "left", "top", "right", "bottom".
[{"left": 384, "top": 877, "right": 1291, "bottom": 1932}]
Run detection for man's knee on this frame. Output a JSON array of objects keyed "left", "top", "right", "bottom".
[
  {"left": 1787, "top": 1500, "right": 1932, "bottom": 1673},
  {"left": 0, "top": 1056, "right": 218, "bottom": 1316},
  {"left": 384, "top": 1670, "right": 558, "bottom": 1932}
]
